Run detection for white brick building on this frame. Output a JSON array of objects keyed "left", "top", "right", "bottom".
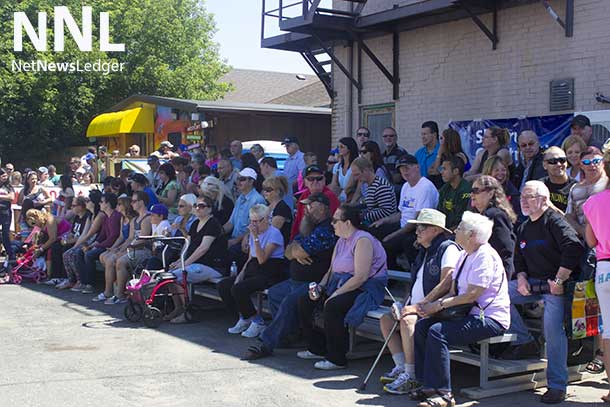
[{"left": 261, "top": 0, "right": 610, "bottom": 151}]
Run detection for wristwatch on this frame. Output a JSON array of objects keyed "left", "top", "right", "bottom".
[{"left": 553, "top": 277, "right": 564, "bottom": 286}]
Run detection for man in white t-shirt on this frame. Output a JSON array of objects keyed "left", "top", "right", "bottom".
[
  {"left": 371, "top": 154, "right": 439, "bottom": 267},
  {"left": 378, "top": 209, "right": 460, "bottom": 394}
]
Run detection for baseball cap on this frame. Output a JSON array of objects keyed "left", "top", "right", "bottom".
[
  {"left": 150, "top": 204, "right": 169, "bottom": 218},
  {"left": 37, "top": 166, "right": 48, "bottom": 174},
  {"left": 147, "top": 155, "right": 160, "bottom": 162},
  {"left": 130, "top": 173, "right": 148, "bottom": 185},
  {"left": 282, "top": 136, "right": 299, "bottom": 145},
  {"left": 304, "top": 164, "right": 323, "bottom": 177},
  {"left": 300, "top": 192, "right": 330, "bottom": 207},
  {"left": 396, "top": 154, "right": 418, "bottom": 168},
  {"left": 571, "top": 114, "right": 591, "bottom": 128},
  {"left": 160, "top": 140, "right": 174, "bottom": 148},
  {"left": 239, "top": 167, "right": 257, "bottom": 180}
]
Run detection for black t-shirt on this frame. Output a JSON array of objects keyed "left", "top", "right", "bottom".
[
  {"left": 71, "top": 211, "right": 92, "bottom": 237},
  {"left": 484, "top": 206, "right": 516, "bottom": 278},
  {"left": 0, "top": 183, "right": 14, "bottom": 214},
  {"left": 541, "top": 176, "right": 577, "bottom": 213},
  {"left": 212, "top": 195, "right": 234, "bottom": 226},
  {"left": 272, "top": 200, "right": 293, "bottom": 245},
  {"left": 187, "top": 217, "right": 228, "bottom": 271}
]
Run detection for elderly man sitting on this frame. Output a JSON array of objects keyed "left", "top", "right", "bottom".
[{"left": 500, "top": 181, "right": 584, "bottom": 405}]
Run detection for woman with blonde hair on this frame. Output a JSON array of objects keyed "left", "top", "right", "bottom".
[
  {"left": 261, "top": 176, "right": 292, "bottom": 245},
  {"left": 561, "top": 134, "right": 587, "bottom": 181},
  {"left": 482, "top": 155, "right": 521, "bottom": 217},
  {"left": 25, "top": 209, "right": 71, "bottom": 281},
  {"left": 465, "top": 127, "right": 513, "bottom": 181},
  {"left": 200, "top": 176, "right": 234, "bottom": 225}
]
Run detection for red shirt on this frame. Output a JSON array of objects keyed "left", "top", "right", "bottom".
[{"left": 290, "top": 186, "right": 340, "bottom": 240}]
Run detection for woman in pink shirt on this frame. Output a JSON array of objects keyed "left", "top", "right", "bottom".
[{"left": 583, "top": 141, "right": 610, "bottom": 403}]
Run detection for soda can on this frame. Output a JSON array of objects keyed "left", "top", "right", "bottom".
[
  {"left": 309, "top": 282, "right": 320, "bottom": 300},
  {"left": 391, "top": 302, "right": 402, "bottom": 320}
]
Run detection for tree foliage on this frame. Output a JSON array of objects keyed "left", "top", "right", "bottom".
[{"left": 0, "top": 0, "right": 231, "bottom": 165}]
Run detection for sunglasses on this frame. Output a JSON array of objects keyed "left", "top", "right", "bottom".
[
  {"left": 581, "top": 158, "right": 603, "bottom": 166},
  {"left": 357, "top": 132, "right": 369, "bottom": 137},
  {"left": 471, "top": 187, "right": 491, "bottom": 195},
  {"left": 195, "top": 203, "right": 209, "bottom": 209},
  {"left": 262, "top": 187, "right": 274, "bottom": 193},
  {"left": 518, "top": 141, "right": 538, "bottom": 149},
  {"left": 545, "top": 157, "right": 567, "bottom": 165},
  {"left": 306, "top": 175, "right": 324, "bottom": 182}
]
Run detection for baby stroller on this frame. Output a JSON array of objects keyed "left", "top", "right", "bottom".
[
  {"left": 123, "top": 236, "right": 194, "bottom": 328},
  {"left": 0, "top": 227, "right": 45, "bottom": 285}
]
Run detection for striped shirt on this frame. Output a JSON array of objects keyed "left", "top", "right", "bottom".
[{"left": 363, "top": 176, "right": 397, "bottom": 223}]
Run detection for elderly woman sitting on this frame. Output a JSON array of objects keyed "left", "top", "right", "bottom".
[
  {"left": 218, "top": 204, "right": 287, "bottom": 339},
  {"left": 410, "top": 211, "right": 510, "bottom": 407},
  {"left": 296, "top": 204, "right": 388, "bottom": 370}
]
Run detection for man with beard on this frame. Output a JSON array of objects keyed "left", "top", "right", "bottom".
[{"left": 242, "top": 193, "right": 337, "bottom": 360}]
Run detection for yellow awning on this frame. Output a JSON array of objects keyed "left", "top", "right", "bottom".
[{"left": 86, "top": 107, "right": 154, "bottom": 137}]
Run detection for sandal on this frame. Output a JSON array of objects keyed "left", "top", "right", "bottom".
[
  {"left": 417, "top": 393, "right": 456, "bottom": 407},
  {"left": 586, "top": 357, "right": 605, "bottom": 374},
  {"left": 408, "top": 388, "right": 434, "bottom": 401}
]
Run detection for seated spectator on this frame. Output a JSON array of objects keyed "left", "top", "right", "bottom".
[
  {"left": 470, "top": 175, "right": 517, "bottom": 278},
  {"left": 330, "top": 137, "right": 358, "bottom": 202},
  {"left": 348, "top": 157, "right": 396, "bottom": 228},
  {"left": 200, "top": 176, "right": 234, "bottom": 225},
  {"left": 93, "top": 194, "right": 140, "bottom": 303},
  {"left": 243, "top": 193, "right": 337, "bottom": 360},
  {"left": 414, "top": 121, "right": 440, "bottom": 181},
  {"left": 217, "top": 158, "right": 239, "bottom": 202},
  {"left": 359, "top": 140, "right": 392, "bottom": 182},
  {"left": 482, "top": 155, "right": 521, "bottom": 217},
  {"left": 130, "top": 173, "right": 159, "bottom": 208},
  {"left": 150, "top": 204, "right": 171, "bottom": 237},
  {"left": 74, "top": 193, "right": 122, "bottom": 294},
  {"left": 290, "top": 165, "right": 340, "bottom": 240},
  {"left": 186, "top": 153, "right": 206, "bottom": 194},
  {"left": 25, "top": 209, "right": 71, "bottom": 281},
  {"left": 355, "top": 126, "right": 370, "bottom": 148},
  {"left": 47, "top": 165, "right": 60, "bottom": 185},
  {"left": 171, "top": 156, "right": 190, "bottom": 193},
  {"left": 126, "top": 144, "right": 140, "bottom": 157},
  {"left": 55, "top": 196, "right": 93, "bottom": 289},
  {"left": 296, "top": 204, "right": 388, "bottom": 370},
  {"left": 562, "top": 134, "right": 586, "bottom": 181},
  {"left": 565, "top": 146, "right": 608, "bottom": 237},
  {"left": 218, "top": 204, "right": 287, "bottom": 338},
  {"left": 18, "top": 171, "right": 52, "bottom": 210},
  {"left": 146, "top": 155, "right": 162, "bottom": 192},
  {"left": 65, "top": 192, "right": 104, "bottom": 290},
  {"left": 379, "top": 209, "right": 459, "bottom": 394},
  {"left": 250, "top": 143, "right": 265, "bottom": 163},
  {"left": 325, "top": 153, "right": 339, "bottom": 185},
  {"left": 205, "top": 144, "right": 220, "bottom": 171},
  {"left": 583, "top": 140, "right": 610, "bottom": 402},
  {"left": 296, "top": 152, "right": 318, "bottom": 192},
  {"left": 222, "top": 168, "right": 266, "bottom": 265},
  {"left": 512, "top": 130, "right": 546, "bottom": 190},
  {"left": 428, "top": 128, "right": 470, "bottom": 179},
  {"left": 412, "top": 211, "right": 510, "bottom": 407},
  {"left": 437, "top": 155, "right": 471, "bottom": 231},
  {"left": 229, "top": 140, "right": 243, "bottom": 170},
  {"left": 157, "top": 163, "right": 181, "bottom": 221},
  {"left": 260, "top": 157, "right": 278, "bottom": 180},
  {"left": 170, "top": 194, "right": 197, "bottom": 237},
  {"left": 500, "top": 181, "right": 584, "bottom": 404},
  {"left": 241, "top": 153, "right": 264, "bottom": 192},
  {"left": 0, "top": 169, "right": 16, "bottom": 266},
  {"left": 371, "top": 154, "right": 439, "bottom": 268},
  {"left": 540, "top": 146, "right": 576, "bottom": 213},
  {"left": 261, "top": 176, "right": 292, "bottom": 245},
  {"left": 110, "top": 177, "right": 127, "bottom": 196},
  {"left": 151, "top": 140, "right": 179, "bottom": 159},
  {"left": 464, "top": 127, "right": 513, "bottom": 181},
  {"left": 381, "top": 127, "right": 408, "bottom": 185}
]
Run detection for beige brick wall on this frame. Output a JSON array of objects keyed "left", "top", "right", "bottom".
[{"left": 331, "top": 0, "right": 610, "bottom": 152}]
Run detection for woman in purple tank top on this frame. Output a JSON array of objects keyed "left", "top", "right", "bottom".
[{"left": 297, "top": 204, "right": 387, "bottom": 370}]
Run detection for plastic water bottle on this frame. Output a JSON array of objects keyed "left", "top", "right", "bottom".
[{"left": 230, "top": 261, "right": 238, "bottom": 277}]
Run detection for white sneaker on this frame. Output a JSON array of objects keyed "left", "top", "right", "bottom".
[
  {"left": 296, "top": 350, "right": 324, "bottom": 360},
  {"left": 241, "top": 321, "right": 266, "bottom": 338},
  {"left": 383, "top": 372, "right": 419, "bottom": 395},
  {"left": 314, "top": 359, "right": 346, "bottom": 370},
  {"left": 92, "top": 292, "right": 111, "bottom": 302},
  {"left": 227, "top": 318, "right": 251, "bottom": 334},
  {"left": 56, "top": 280, "right": 73, "bottom": 290},
  {"left": 44, "top": 278, "right": 62, "bottom": 286}
]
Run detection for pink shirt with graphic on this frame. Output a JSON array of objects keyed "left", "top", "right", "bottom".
[{"left": 583, "top": 189, "right": 610, "bottom": 260}]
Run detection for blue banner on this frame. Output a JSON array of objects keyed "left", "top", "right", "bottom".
[{"left": 448, "top": 114, "right": 573, "bottom": 162}]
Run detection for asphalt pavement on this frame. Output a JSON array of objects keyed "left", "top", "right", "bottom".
[{"left": 1, "top": 283, "right": 608, "bottom": 407}]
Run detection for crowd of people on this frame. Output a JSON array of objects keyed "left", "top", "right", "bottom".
[{"left": 1, "top": 113, "right": 610, "bottom": 406}]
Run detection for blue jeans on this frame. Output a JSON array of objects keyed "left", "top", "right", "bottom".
[
  {"left": 260, "top": 280, "right": 309, "bottom": 351},
  {"left": 77, "top": 246, "right": 106, "bottom": 285},
  {"left": 506, "top": 278, "right": 568, "bottom": 391},
  {"left": 414, "top": 315, "right": 505, "bottom": 392}
]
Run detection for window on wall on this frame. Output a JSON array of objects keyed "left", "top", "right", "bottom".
[{"left": 362, "top": 104, "right": 395, "bottom": 145}]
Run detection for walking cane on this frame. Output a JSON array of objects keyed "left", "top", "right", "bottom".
[{"left": 359, "top": 288, "right": 410, "bottom": 391}]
